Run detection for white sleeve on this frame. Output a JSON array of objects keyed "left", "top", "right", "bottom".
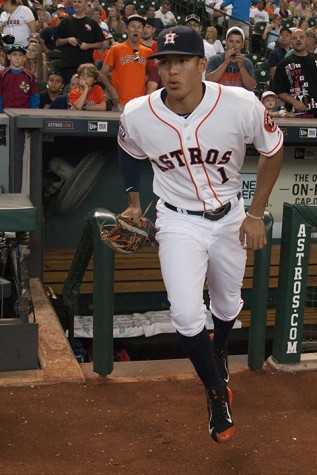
[
  {"left": 248, "top": 97, "right": 284, "bottom": 156},
  {"left": 117, "top": 114, "right": 148, "bottom": 160}
]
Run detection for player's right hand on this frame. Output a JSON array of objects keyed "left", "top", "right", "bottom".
[
  {"left": 68, "top": 37, "right": 78, "bottom": 47},
  {"left": 121, "top": 205, "right": 142, "bottom": 225}
]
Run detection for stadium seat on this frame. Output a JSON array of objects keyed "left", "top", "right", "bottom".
[
  {"left": 36, "top": 81, "right": 47, "bottom": 92},
  {"left": 250, "top": 21, "right": 268, "bottom": 55},
  {"left": 254, "top": 61, "right": 268, "bottom": 70},
  {"left": 48, "top": 58, "right": 62, "bottom": 74},
  {"left": 245, "top": 52, "right": 261, "bottom": 64},
  {"left": 255, "top": 68, "right": 271, "bottom": 95}
]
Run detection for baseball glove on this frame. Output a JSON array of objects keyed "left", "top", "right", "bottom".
[{"left": 100, "top": 213, "right": 156, "bottom": 254}]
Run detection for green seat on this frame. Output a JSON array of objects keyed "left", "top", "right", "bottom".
[
  {"left": 245, "top": 52, "right": 261, "bottom": 64},
  {"left": 308, "top": 17, "right": 317, "bottom": 28},
  {"left": 46, "top": 50, "right": 62, "bottom": 61},
  {"left": 36, "top": 80, "right": 47, "bottom": 93},
  {"left": 281, "top": 18, "right": 293, "bottom": 29},
  {"left": 254, "top": 61, "right": 268, "bottom": 70},
  {"left": 48, "top": 58, "right": 62, "bottom": 74},
  {"left": 251, "top": 21, "right": 268, "bottom": 35}
]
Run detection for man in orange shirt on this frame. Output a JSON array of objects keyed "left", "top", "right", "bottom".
[
  {"left": 99, "top": 14, "right": 152, "bottom": 110},
  {"left": 141, "top": 17, "right": 158, "bottom": 56}
]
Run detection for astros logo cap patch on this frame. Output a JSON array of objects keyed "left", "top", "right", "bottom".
[{"left": 147, "top": 25, "right": 205, "bottom": 60}]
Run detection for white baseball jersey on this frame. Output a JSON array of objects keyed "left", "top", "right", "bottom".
[
  {"left": 118, "top": 81, "right": 283, "bottom": 212},
  {"left": 0, "top": 6, "right": 35, "bottom": 47}
]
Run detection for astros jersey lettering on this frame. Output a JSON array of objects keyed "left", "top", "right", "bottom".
[{"left": 118, "top": 81, "right": 283, "bottom": 211}]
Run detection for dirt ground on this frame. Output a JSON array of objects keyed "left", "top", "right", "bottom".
[{"left": 0, "top": 366, "right": 317, "bottom": 475}]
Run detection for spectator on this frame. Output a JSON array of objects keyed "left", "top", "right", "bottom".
[
  {"left": 40, "top": 23, "right": 59, "bottom": 50},
  {"left": 91, "top": 6, "right": 110, "bottom": 34},
  {"left": 274, "top": 0, "right": 292, "bottom": 18},
  {"left": 49, "top": 70, "right": 77, "bottom": 107},
  {"left": 267, "top": 26, "right": 292, "bottom": 78},
  {"left": 272, "top": 28, "right": 317, "bottom": 117},
  {"left": 146, "top": 62, "right": 162, "bottom": 94},
  {"left": 25, "top": 39, "right": 48, "bottom": 80},
  {"left": 155, "top": 0, "right": 176, "bottom": 27},
  {"left": 64, "top": 0, "right": 75, "bottom": 16},
  {"left": 306, "top": 27, "right": 317, "bottom": 52},
  {"left": 261, "top": 89, "right": 293, "bottom": 116},
  {"left": 0, "top": 43, "right": 39, "bottom": 111},
  {"left": 93, "top": 31, "right": 112, "bottom": 69},
  {"left": 0, "top": 0, "right": 37, "bottom": 47},
  {"left": 122, "top": 3, "right": 136, "bottom": 24},
  {"left": 0, "top": 47, "right": 8, "bottom": 70},
  {"left": 220, "top": 0, "right": 252, "bottom": 51},
  {"left": 206, "top": 26, "right": 256, "bottom": 91},
  {"left": 207, "top": 1, "right": 233, "bottom": 37},
  {"left": 106, "top": 4, "right": 126, "bottom": 34},
  {"left": 54, "top": 0, "right": 104, "bottom": 84},
  {"left": 205, "top": 26, "right": 225, "bottom": 54},
  {"left": 141, "top": 17, "right": 158, "bottom": 56},
  {"left": 68, "top": 62, "right": 106, "bottom": 110},
  {"left": 262, "top": 14, "right": 282, "bottom": 49},
  {"left": 294, "top": 0, "right": 314, "bottom": 19},
  {"left": 91, "top": 0, "right": 107, "bottom": 21},
  {"left": 114, "top": 0, "right": 124, "bottom": 16},
  {"left": 99, "top": 14, "right": 152, "bottom": 110},
  {"left": 250, "top": 0, "right": 270, "bottom": 24},
  {"left": 145, "top": 4, "right": 164, "bottom": 31},
  {"left": 51, "top": 4, "right": 69, "bottom": 26},
  {"left": 185, "top": 14, "right": 217, "bottom": 62},
  {"left": 39, "top": 70, "right": 64, "bottom": 107}
]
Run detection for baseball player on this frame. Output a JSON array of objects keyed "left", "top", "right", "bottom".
[{"left": 117, "top": 26, "right": 283, "bottom": 444}]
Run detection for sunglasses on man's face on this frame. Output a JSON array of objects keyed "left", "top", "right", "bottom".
[{"left": 133, "top": 49, "right": 139, "bottom": 62}]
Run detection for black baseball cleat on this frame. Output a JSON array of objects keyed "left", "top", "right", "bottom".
[
  {"left": 206, "top": 386, "right": 235, "bottom": 444},
  {"left": 210, "top": 333, "right": 229, "bottom": 384}
]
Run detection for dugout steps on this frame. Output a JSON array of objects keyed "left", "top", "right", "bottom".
[{"left": 0, "top": 277, "right": 316, "bottom": 387}]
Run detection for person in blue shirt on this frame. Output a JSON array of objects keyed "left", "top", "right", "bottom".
[{"left": 221, "top": 0, "right": 252, "bottom": 50}]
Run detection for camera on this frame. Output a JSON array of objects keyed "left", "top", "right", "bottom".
[{"left": 1, "top": 34, "right": 15, "bottom": 45}]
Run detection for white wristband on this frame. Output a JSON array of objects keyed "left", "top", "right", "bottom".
[{"left": 246, "top": 211, "right": 263, "bottom": 220}]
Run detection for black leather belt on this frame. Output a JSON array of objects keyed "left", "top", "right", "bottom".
[{"left": 164, "top": 192, "right": 242, "bottom": 222}]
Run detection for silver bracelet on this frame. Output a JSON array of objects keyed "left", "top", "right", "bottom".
[{"left": 246, "top": 211, "right": 263, "bottom": 220}]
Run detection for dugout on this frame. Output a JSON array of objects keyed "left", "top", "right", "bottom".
[{"left": 4, "top": 110, "right": 317, "bottom": 367}]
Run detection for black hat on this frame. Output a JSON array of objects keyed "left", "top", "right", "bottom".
[
  {"left": 126, "top": 14, "right": 146, "bottom": 27},
  {"left": 145, "top": 17, "right": 156, "bottom": 28},
  {"left": 7, "top": 43, "right": 27, "bottom": 54},
  {"left": 279, "top": 26, "right": 292, "bottom": 35},
  {"left": 185, "top": 13, "right": 201, "bottom": 24},
  {"left": 147, "top": 25, "right": 205, "bottom": 59}
]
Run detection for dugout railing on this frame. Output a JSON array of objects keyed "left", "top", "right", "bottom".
[
  {"left": 62, "top": 208, "right": 274, "bottom": 376},
  {"left": 271, "top": 203, "right": 317, "bottom": 365}
]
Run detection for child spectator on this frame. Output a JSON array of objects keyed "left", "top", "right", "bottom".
[
  {"left": 39, "top": 70, "right": 64, "bottom": 107},
  {"left": 49, "top": 72, "right": 78, "bottom": 108},
  {"left": 0, "top": 43, "right": 39, "bottom": 112},
  {"left": 68, "top": 62, "right": 106, "bottom": 110},
  {"left": 261, "top": 90, "right": 294, "bottom": 116},
  {"left": 93, "top": 32, "right": 113, "bottom": 70},
  {"left": 25, "top": 40, "right": 48, "bottom": 81}
]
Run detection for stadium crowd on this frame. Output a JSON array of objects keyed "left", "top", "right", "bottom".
[{"left": 0, "top": 0, "right": 316, "bottom": 116}]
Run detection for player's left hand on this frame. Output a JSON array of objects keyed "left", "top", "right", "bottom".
[{"left": 239, "top": 216, "right": 267, "bottom": 250}]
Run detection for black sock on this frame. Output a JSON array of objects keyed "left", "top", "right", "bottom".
[
  {"left": 177, "top": 327, "right": 225, "bottom": 391},
  {"left": 212, "top": 314, "right": 236, "bottom": 354}
]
